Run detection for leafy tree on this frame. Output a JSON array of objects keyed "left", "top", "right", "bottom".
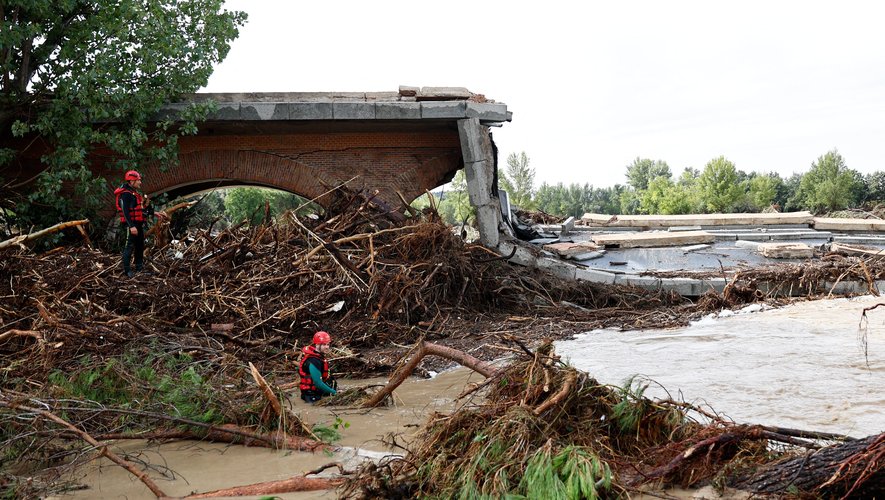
[
  {"left": 560, "top": 183, "right": 592, "bottom": 219},
  {"left": 659, "top": 183, "right": 696, "bottom": 214},
  {"left": 678, "top": 167, "right": 700, "bottom": 186},
  {"left": 619, "top": 189, "right": 641, "bottom": 215},
  {"left": 625, "top": 157, "right": 671, "bottom": 190},
  {"left": 499, "top": 151, "right": 536, "bottom": 210},
  {"left": 224, "top": 187, "right": 313, "bottom": 226},
  {"left": 639, "top": 176, "right": 672, "bottom": 214},
  {"left": 864, "top": 171, "right": 885, "bottom": 204},
  {"left": 438, "top": 170, "right": 474, "bottom": 225},
  {"left": 595, "top": 185, "right": 625, "bottom": 215},
  {"left": 795, "top": 150, "right": 859, "bottom": 212},
  {"left": 534, "top": 182, "right": 563, "bottom": 216},
  {"left": 746, "top": 173, "right": 783, "bottom": 211},
  {"left": 781, "top": 173, "right": 804, "bottom": 211},
  {"left": 697, "top": 156, "right": 744, "bottom": 213},
  {"left": 1, "top": 0, "right": 246, "bottom": 228}
]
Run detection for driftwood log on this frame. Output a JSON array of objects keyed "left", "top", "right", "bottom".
[
  {"left": 731, "top": 432, "right": 884, "bottom": 498},
  {"left": 183, "top": 475, "right": 344, "bottom": 498},
  {"left": 361, "top": 341, "right": 497, "bottom": 408},
  {"left": 0, "top": 219, "right": 90, "bottom": 250}
]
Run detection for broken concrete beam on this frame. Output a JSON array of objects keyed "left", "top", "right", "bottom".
[
  {"left": 561, "top": 216, "right": 576, "bottom": 236},
  {"left": 542, "top": 241, "right": 600, "bottom": 258},
  {"left": 735, "top": 240, "right": 762, "bottom": 249},
  {"left": 417, "top": 86, "right": 472, "bottom": 101},
  {"left": 681, "top": 244, "right": 711, "bottom": 252},
  {"left": 813, "top": 217, "right": 885, "bottom": 231},
  {"left": 581, "top": 211, "right": 814, "bottom": 228},
  {"left": 590, "top": 230, "right": 714, "bottom": 249},
  {"left": 569, "top": 250, "right": 605, "bottom": 261},
  {"left": 757, "top": 242, "right": 814, "bottom": 259},
  {"left": 398, "top": 85, "right": 419, "bottom": 97}
]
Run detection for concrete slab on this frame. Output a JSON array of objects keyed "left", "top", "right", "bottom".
[
  {"left": 375, "top": 102, "right": 422, "bottom": 119},
  {"left": 422, "top": 101, "right": 467, "bottom": 119},
  {"left": 240, "top": 102, "right": 289, "bottom": 120},
  {"left": 332, "top": 102, "right": 376, "bottom": 119},
  {"left": 289, "top": 102, "right": 333, "bottom": 120}
]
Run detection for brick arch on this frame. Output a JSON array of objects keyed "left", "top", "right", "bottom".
[
  {"left": 4, "top": 126, "right": 467, "bottom": 224},
  {"left": 141, "top": 130, "right": 465, "bottom": 209}
]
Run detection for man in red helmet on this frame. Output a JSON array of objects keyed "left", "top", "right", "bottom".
[
  {"left": 114, "top": 170, "right": 167, "bottom": 278},
  {"left": 298, "top": 331, "right": 337, "bottom": 403}
]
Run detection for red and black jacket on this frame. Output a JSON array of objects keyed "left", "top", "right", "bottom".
[
  {"left": 114, "top": 183, "right": 146, "bottom": 225},
  {"left": 298, "top": 345, "right": 331, "bottom": 394}
]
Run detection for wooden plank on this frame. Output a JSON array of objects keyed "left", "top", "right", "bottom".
[
  {"left": 812, "top": 217, "right": 885, "bottom": 231},
  {"left": 757, "top": 242, "right": 813, "bottom": 259},
  {"left": 580, "top": 211, "right": 814, "bottom": 228},
  {"left": 590, "top": 231, "right": 714, "bottom": 248}
]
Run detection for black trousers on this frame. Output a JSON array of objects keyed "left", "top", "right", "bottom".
[{"left": 122, "top": 224, "right": 145, "bottom": 273}]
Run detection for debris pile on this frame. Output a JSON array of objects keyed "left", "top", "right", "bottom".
[
  {"left": 344, "top": 342, "right": 884, "bottom": 499},
  {"left": 0, "top": 195, "right": 695, "bottom": 497}
]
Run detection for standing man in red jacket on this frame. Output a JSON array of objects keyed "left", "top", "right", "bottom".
[{"left": 114, "top": 170, "right": 167, "bottom": 278}]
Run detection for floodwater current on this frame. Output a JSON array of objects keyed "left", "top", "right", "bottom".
[
  {"left": 56, "top": 297, "right": 883, "bottom": 498},
  {"left": 556, "top": 295, "right": 885, "bottom": 437}
]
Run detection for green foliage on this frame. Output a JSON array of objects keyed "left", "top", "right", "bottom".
[
  {"left": 781, "top": 173, "right": 804, "bottom": 211},
  {"left": 697, "top": 156, "right": 744, "bottom": 213},
  {"left": 611, "top": 376, "right": 651, "bottom": 435},
  {"left": 625, "top": 158, "right": 671, "bottom": 190},
  {"left": 311, "top": 416, "right": 349, "bottom": 443},
  {"left": 534, "top": 182, "right": 622, "bottom": 218},
  {"left": 1, "top": 0, "right": 246, "bottom": 229},
  {"left": 619, "top": 189, "right": 641, "bottom": 215},
  {"left": 47, "top": 350, "right": 222, "bottom": 424},
  {"left": 517, "top": 445, "right": 612, "bottom": 500},
  {"left": 223, "top": 187, "right": 315, "bottom": 226},
  {"left": 499, "top": 151, "right": 536, "bottom": 210},
  {"left": 795, "top": 150, "right": 860, "bottom": 212},
  {"left": 746, "top": 173, "right": 783, "bottom": 211},
  {"left": 864, "top": 171, "right": 885, "bottom": 204},
  {"left": 640, "top": 176, "right": 696, "bottom": 215},
  {"left": 438, "top": 170, "right": 474, "bottom": 225}
]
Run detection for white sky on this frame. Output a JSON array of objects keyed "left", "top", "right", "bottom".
[{"left": 203, "top": 1, "right": 885, "bottom": 188}]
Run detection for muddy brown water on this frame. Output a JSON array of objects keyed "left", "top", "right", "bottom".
[
  {"left": 557, "top": 295, "right": 884, "bottom": 438},
  {"left": 53, "top": 368, "right": 485, "bottom": 499},
  {"left": 54, "top": 297, "right": 883, "bottom": 499}
]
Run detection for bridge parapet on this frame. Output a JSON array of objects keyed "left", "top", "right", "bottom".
[{"left": 156, "top": 87, "right": 511, "bottom": 124}]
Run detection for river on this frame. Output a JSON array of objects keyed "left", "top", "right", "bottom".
[
  {"left": 556, "top": 295, "right": 885, "bottom": 437},
  {"left": 56, "top": 296, "right": 883, "bottom": 498}
]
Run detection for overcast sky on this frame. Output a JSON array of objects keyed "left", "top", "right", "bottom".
[{"left": 203, "top": 1, "right": 885, "bottom": 188}]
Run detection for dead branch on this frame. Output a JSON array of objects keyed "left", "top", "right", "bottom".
[
  {"left": 361, "top": 341, "right": 497, "bottom": 408},
  {"left": 533, "top": 370, "right": 577, "bottom": 416},
  {"left": 0, "top": 219, "right": 89, "bottom": 250},
  {"left": 0, "top": 400, "right": 168, "bottom": 498},
  {"left": 183, "top": 475, "right": 345, "bottom": 498}
]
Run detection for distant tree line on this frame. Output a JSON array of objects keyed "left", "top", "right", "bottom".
[{"left": 435, "top": 149, "right": 879, "bottom": 223}]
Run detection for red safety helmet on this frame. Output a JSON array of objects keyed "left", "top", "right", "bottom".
[
  {"left": 125, "top": 170, "right": 142, "bottom": 181},
  {"left": 313, "top": 331, "right": 331, "bottom": 345}
]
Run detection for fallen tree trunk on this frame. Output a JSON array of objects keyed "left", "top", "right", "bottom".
[
  {"left": 0, "top": 219, "right": 89, "bottom": 250},
  {"left": 184, "top": 475, "right": 344, "bottom": 498},
  {"left": 361, "top": 341, "right": 497, "bottom": 408},
  {"left": 0, "top": 400, "right": 168, "bottom": 498},
  {"left": 730, "top": 432, "right": 884, "bottom": 498}
]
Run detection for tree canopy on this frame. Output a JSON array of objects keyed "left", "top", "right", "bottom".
[
  {"left": 499, "top": 151, "right": 536, "bottom": 210},
  {"left": 625, "top": 157, "right": 671, "bottom": 191},
  {"left": 1, "top": 0, "right": 246, "bottom": 227},
  {"left": 795, "top": 150, "right": 859, "bottom": 212}
]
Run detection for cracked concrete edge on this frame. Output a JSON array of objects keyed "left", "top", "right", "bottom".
[{"left": 494, "top": 239, "right": 878, "bottom": 297}]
